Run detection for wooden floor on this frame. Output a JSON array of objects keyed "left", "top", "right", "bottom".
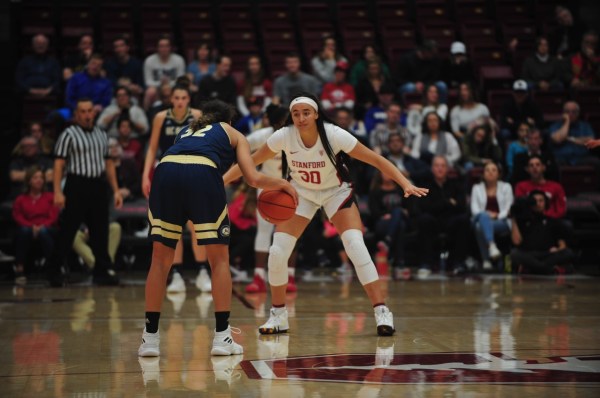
[{"left": 1, "top": 272, "right": 599, "bottom": 397}]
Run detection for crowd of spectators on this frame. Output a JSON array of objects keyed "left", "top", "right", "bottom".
[{"left": 4, "top": 4, "right": 600, "bottom": 284}]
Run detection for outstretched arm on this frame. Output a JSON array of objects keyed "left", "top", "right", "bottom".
[
  {"left": 347, "top": 142, "right": 429, "bottom": 198},
  {"left": 223, "top": 143, "right": 277, "bottom": 185}
]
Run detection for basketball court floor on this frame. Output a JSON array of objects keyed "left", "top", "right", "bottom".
[{"left": 1, "top": 272, "right": 599, "bottom": 397}]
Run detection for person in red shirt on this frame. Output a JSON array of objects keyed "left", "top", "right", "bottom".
[
  {"left": 12, "top": 166, "right": 59, "bottom": 284},
  {"left": 320, "top": 61, "right": 355, "bottom": 113},
  {"left": 515, "top": 155, "right": 566, "bottom": 218}
]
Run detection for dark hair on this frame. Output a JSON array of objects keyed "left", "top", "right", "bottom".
[
  {"left": 190, "top": 100, "right": 236, "bottom": 131},
  {"left": 115, "top": 86, "right": 131, "bottom": 97},
  {"left": 388, "top": 132, "right": 405, "bottom": 144},
  {"left": 171, "top": 83, "right": 191, "bottom": 97},
  {"left": 285, "top": 52, "right": 301, "bottom": 60},
  {"left": 193, "top": 42, "right": 213, "bottom": 60},
  {"left": 529, "top": 189, "right": 550, "bottom": 210},
  {"left": 117, "top": 116, "right": 132, "bottom": 128},
  {"left": 282, "top": 92, "right": 351, "bottom": 181},
  {"left": 76, "top": 97, "right": 93, "bottom": 107},
  {"left": 265, "top": 104, "right": 288, "bottom": 128},
  {"left": 483, "top": 160, "right": 504, "bottom": 179},
  {"left": 24, "top": 165, "right": 44, "bottom": 193},
  {"left": 215, "top": 54, "right": 231, "bottom": 65},
  {"left": 527, "top": 154, "right": 544, "bottom": 165},
  {"left": 243, "top": 55, "right": 266, "bottom": 99},
  {"left": 113, "top": 35, "right": 130, "bottom": 46},
  {"left": 458, "top": 81, "right": 477, "bottom": 105},
  {"left": 421, "top": 111, "right": 442, "bottom": 135}
]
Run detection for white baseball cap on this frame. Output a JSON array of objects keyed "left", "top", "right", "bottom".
[
  {"left": 450, "top": 41, "right": 466, "bottom": 54},
  {"left": 513, "top": 79, "right": 528, "bottom": 91}
]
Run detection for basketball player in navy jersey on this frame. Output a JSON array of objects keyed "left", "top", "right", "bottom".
[
  {"left": 138, "top": 100, "right": 297, "bottom": 357},
  {"left": 224, "top": 92, "right": 428, "bottom": 337},
  {"left": 142, "top": 84, "right": 212, "bottom": 294}
]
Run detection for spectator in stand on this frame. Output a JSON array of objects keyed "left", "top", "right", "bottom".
[
  {"left": 272, "top": 52, "right": 321, "bottom": 106},
  {"left": 108, "top": 137, "right": 141, "bottom": 202},
  {"left": 406, "top": 84, "right": 448, "bottom": 139},
  {"left": 12, "top": 166, "right": 59, "bottom": 285},
  {"left": 571, "top": 30, "right": 600, "bottom": 88},
  {"left": 116, "top": 118, "right": 144, "bottom": 172},
  {"left": 462, "top": 123, "right": 503, "bottom": 171},
  {"left": 499, "top": 80, "right": 543, "bottom": 141},
  {"left": 9, "top": 136, "right": 53, "bottom": 200},
  {"left": 411, "top": 112, "right": 461, "bottom": 167},
  {"left": 370, "top": 102, "right": 409, "bottom": 156},
  {"left": 104, "top": 36, "right": 144, "bottom": 97},
  {"left": 15, "top": 33, "right": 61, "bottom": 97},
  {"left": 450, "top": 82, "right": 490, "bottom": 141},
  {"left": 515, "top": 155, "right": 566, "bottom": 219},
  {"left": 470, "top": 161, "right": 514, "bottom": 271},
  {"left": 355, "top": 60, "right": 395, "bottom": 120},
  {"left": 396, "top": 40, "right": 447, "bottom": 103},
  {"left": 362, "top": 81, "right": 398, "bottom": 134},
  {"left": 237, "top": 55, "right": 272, "bottom": 117},
  {"left": 506, "top": 122, "right": 531, "bottom": 179},
  {"left": 512, "top": 128, "right": 559, "bottom": 184},
  {"left": 143, "top": 36, "right": 186, "bottom": 110},
  {"left": 63, "top": 34, "right": 94, "bottom": 81},
  {"left": 548, "top": 6, "right": 586, "bottom": 59},
  {"left": 97, "top": 86, "right": 149, "bottom": 137},
  {"left": 442, "top": 41, "right": 475, "bottom": 91},
  {"left": 510, "top": 190, "right": 575, "bottom": 274},
  {"left": 195, "top": 55, "right": 237, "bottom": 106},
  {"left": 234, "top": 97, "right": 264, "bottom": 135},
  {"left": 522, "top": 36, "right": 568, "bottom": 91},
  {"left": 333, "top": 107, "right": 367, "bottom": 144},
  {"left": 27, "top": 121, "right": 55, "bottom": 156},
  {"left": 311, "top": 35, "right": 348, "bottom": 84},
  {"left": 368, "top": 170, "right": 410, "bottom": 272},
  {"left": 549, "top": 101, "right": 597, "bottom": 165},
  {"left": 321, "top": 61, "right": 355, "bottom": 113},
  {"left": 65, "top": 54, "right": 112, "bottom": 113},
  {"left": 147, "top": 82, "right": 172, "bottom": 122},
  {"left": 386, "top": 133, "right": 429, "bottom": 184},
  {"left": 349, "top": 44, "right": 391, "bottom": 87},
  {"left": 415, "top": 156, "right": 471, "bottom": 278},
  {"left": 228, "top": 183, "right": 258, "bottom": 273},
  {"left": 186, "top": 43, "right": 216, "bottom": 94}
]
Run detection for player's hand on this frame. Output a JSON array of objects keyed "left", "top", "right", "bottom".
[
  {"left": 403, "top": 185, "right": 429, "bottom": 198},
  {"left": 54, "top": 191, "right": 66, "bottom": 209},
  {"left": 142, "top": 175, "right": 151, "bottom": 198},
  {"left": 280, "top": 181, "right": 298, "bottom": 207},
  {"left": 113, "top": 191, "right": 123, "bottom": 209}
]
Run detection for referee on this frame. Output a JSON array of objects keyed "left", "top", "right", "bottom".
[{"left": 47, "top": 97, "right": 123, "bottom": 287}]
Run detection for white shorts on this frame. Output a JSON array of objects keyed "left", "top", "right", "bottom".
[{"left": 293, "top": 181, "right": 355, "bottom": 220}]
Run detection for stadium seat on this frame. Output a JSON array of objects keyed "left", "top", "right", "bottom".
[
  {"left": 560, "top": 165, "right": 599, "bottom": 197},
  {"left": 533, "top": 90, "right": 567, "bottom": 123},
  {"left": 21, "top": 4, "right": 55, "bottom": 37},
  {"left": 479, "top": 65, "right": 514, "bottom": 92},
  {"left": 454, "top": 0, "right": 490, "bottom": 23}
]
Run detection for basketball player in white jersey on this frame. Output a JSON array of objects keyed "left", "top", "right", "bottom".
[
  {"left": 224, "top": 92, "right": 428, "bottom": 336},
  {"left": 244, "top": 105, "right": 296, "bottom": 294}
]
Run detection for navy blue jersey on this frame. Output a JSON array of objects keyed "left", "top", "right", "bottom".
[
  {"left": 158, "top": 107, "right": 195, "bottom": 155},
  {"left": 163, "top": 122, "right": 236, "bottom": 175}
]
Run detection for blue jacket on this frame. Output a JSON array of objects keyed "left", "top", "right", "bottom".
[
  {"left": 65, "top": 71, "right": 113, "bottom": 109},
  {"left": 15, "top": 54, "right": 61, "bottom": 93}
]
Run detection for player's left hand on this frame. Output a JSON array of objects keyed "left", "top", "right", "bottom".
[
  {"left": 403, "top": 185, "right": 429, "bottom": 198},
  {"left": 114, "top": 191, "right": 123, "bottom": 209}
]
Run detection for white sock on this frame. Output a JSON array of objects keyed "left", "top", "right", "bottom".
[{"left": 272, "top": 306, "right": 286, "bottom": 315}]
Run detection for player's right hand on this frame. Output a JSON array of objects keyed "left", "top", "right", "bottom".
[
  {"left": 142, "top": 176, "right": 151, "bottom": 198},
  {"left": 280, "top": 180, "right": 299, "bottom": 207}
]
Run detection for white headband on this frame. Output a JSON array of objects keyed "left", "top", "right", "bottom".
[{"left": 289, "top": 96, "right": 318, "bottom": 112}]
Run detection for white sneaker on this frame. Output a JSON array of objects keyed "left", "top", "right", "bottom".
[
  {"left": 489, "top": 243, "right": 501, "bottom": 260},
  {"left": 134, "top": 224, "right": 150, "bottom": 238},
  {"left": 258, "top": 334, "right": 289, "bottom": 359},
  {"left": 258, "top": 307, "right": 289, "bottom": 335},
  {"left": 0, "top": 250, "right": 15, "bottom": 263},
  {"left": 195, "top": 268, "right": 212, "bottom": 292},
  {"left": 374, "top": 306, "right": 395, "bottom": 336},
  {"left": 167, "top": 272, "right": 186, "bottom": 293},
  {"left": 417, "top": 267, "right": 431, "bottom": 279},
  {"left": 138, "top": 357, "right": 160, "bottom": 386},
  {"left": 211, "top": 326, "right": 244, "bottom": 356},
  {"left": 230, "top": 266, "right": 249, "bottom": 282},
  {"left": 138, "top": 328, "right": 160, "bottom": 357},
  {"left": 211, "top": 355, "right": 243, "bottom": 384},
  {"left": 482, "top": 260, "right": 493, "bottom": 271}
]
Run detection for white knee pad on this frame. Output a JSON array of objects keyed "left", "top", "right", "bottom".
[
  {"left": 268, "top": 232, "right": 297, "bottom": 286},
  {"left": 341, "top": 229, "right": 379, "bottom": 285}
]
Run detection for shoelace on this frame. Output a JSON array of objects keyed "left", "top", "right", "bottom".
[{"left": 229, "top": 326, "right": 242, "bottom": 335}]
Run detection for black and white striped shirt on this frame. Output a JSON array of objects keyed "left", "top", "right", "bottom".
[{"left": 54, "top": 124, "right": 109, "bottom": 178}]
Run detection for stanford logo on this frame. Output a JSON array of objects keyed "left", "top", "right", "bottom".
[
  {"left": 241, "top": 352, "right": 600, "bottom": 384},
  {"left": 319, "top": 150, "right": 324, "bottom": 156}
]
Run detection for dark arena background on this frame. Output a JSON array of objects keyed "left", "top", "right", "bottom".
[{"left": 1, "top": 1, "right": 600, "bottom": 397}]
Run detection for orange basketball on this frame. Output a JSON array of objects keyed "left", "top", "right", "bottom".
[{"left": 257, "top": 190, "right": 297, "bottom": 223}]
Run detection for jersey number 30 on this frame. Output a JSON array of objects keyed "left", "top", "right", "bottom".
[{"left": 299, "top": 170, "right": 321, "bottom": 184}]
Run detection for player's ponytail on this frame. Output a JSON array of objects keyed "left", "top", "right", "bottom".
[{"left": 191, "top": 100, "right": 236, "bottom": 131}]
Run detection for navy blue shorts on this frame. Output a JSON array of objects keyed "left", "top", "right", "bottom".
[{"left": 148, "top": 159, "right": 230, "bottom": 248}]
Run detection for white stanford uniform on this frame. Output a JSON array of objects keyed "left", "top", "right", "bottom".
[{"left": 267, "top": 122, "right": 358, "bottom": 219}]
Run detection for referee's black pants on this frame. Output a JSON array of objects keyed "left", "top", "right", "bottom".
[{"left": 48, "top": 175, "right": 113, "bottom": 276}]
